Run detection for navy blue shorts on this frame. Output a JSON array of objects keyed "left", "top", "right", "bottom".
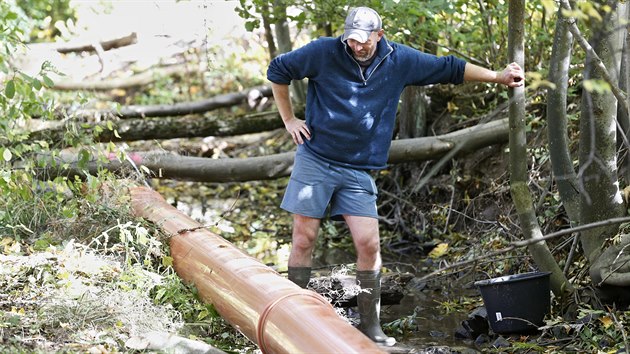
[{"left": 281, "top": 146, "right": 378, "bottom": 219}]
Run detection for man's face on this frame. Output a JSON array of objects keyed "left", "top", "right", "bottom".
[{"left": 347, "top": 30, "right": 383, "bottom": 63}]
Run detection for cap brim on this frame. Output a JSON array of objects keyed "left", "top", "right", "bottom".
[{"left": 342, "top": 29, "right": 370, "bottom": 43}]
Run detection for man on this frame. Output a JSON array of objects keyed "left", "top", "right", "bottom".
[{"left": 267, "top": 6, "right": 524, "bottom": 346}]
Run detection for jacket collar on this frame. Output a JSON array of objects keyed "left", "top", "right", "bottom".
[
  {"left": 340, "top": 35, "right": 393, "bottom": 64},
  {"left": 340, "top": 35, "right": 394, "bottom": 81}
]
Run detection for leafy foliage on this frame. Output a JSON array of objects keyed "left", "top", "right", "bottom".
[
  {"left": 0, "top": 2, "right": 64, "bottom": 239},
  {"left": 14, "top": 0, "right": 77, "bottom": 41}
]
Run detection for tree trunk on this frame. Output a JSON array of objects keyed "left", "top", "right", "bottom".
[
  {"left": 618, "top": 16, "right": 630, "bottom": 184},
  {"left": 399, "top": 86, "right": 428, "bottom": 139},
  {"left": 260, "top": 3, "right": 278, "bottom": 61},
  {"left": 547, "top": 2, "right": 579, "bottom": 223},
  {"left": 273, "top": 0, "right": 306, "bottom": 105},
  {"left": 37, "top": 118, "right": 510, "bottom": 182},
  {"left": 507, "top": 0, "right": 571, "bottom": 297},
  {"left": 578, "top": 2, "right": 630, "bottom": 298},
  {"left": 273, "top": 0, "right": 292, "bottom": 55},
  {"left": 578, "top": 2, "right": 627, "bottom": 265},
  {"left": 398, "top": 13, "right": 435, "bottom": 140}
]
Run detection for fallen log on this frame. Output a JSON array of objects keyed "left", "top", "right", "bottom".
[
  {"left": 309, "top": 272, "right": 414, "bottom": 308},
  {"left": 37, "top": 118, "right": 508, "bottom": 182},
  {"left": 112, "top": 85, "right": 271, "bottom": 118},
  {"left": 52, "top": 63, "right": 199, "bottom": 91},
  {"left": 55, "top": 32, "right": 138, "bottom": 54},
  {"left": 130, "top": 186, "right": 384, "bottom": 354},
  {"left": 49, "top": 85, "right": 273, "bottom": 120},
  {"left": 28, "top": 110, "right": 286, "bottom": 147},
  {"left": 18, "top": 33, "right": 138, "bottom": 55}
]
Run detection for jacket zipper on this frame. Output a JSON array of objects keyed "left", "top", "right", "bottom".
[
  {"left": 364, "top": 51, "right": 391, "bottom": 84},
  {"left": 343, "top": 41, "right": 393, "bottom": 85}
]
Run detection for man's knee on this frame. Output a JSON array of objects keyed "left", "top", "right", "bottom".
[
  {"left": 292, "top": 232, "right": 317, "bottom": 251},
  {"left": 355, "top": 236, "right": 380, "bottom": 257},
  {"left": 292, "top": 215, "right": 320, "bottom": 251}
]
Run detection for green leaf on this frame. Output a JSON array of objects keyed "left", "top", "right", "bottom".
[
  {"left": 135, "top": 225, "right": 149, "bottom": 245},
  {"left": 162, "top": 256, "right": 174, "bottom": 267},
  {"left": 3, "top": 148, "right": 12, "bottom": 162},
  {"left": 78, "top": 148, "right": 90, "bottom": 168},
  {"left": 5, "top": 12, "right": 18, "bottom": 21},
  {"left": 245, "top": 20, "right": 257, "bottom": 32},
  {"left": 5, "top": 79, "right": 15, "bottom": 99},
  {"left": 154, "top": 288, "right": 167, "bottom": 302},
  {"left": 42, "top": 75, "right": 54, "bottom": 88},
  {"left": 7, "top": 315, "right": 20, "bottom": 326},
  {"left": 33, "top": 238, "right": 52, "bottom": 251},
  {"left": 19, "top": 72, "right": 33, "bottom": 83},
  {"left": 32, "top": 78, "right": 42, "bottom": 90}
]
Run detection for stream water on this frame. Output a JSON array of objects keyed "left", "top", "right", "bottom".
[{"left": 382, "top": 285, "right": 481, "bottom": 352}]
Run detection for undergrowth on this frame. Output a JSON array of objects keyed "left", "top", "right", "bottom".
[{"left": 0, "top": 176, "right": 254, "bottom": 353}]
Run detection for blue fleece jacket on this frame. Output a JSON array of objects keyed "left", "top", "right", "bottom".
[{"left": 267, "top": 36, "right": 466, "bottom": 170}]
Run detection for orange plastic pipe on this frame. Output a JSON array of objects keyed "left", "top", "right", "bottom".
[{"left": 130, "top": 186, "right": 385, "bottom": 354}]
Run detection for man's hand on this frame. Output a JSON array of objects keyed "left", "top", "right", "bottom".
[
  {"left": 497, "top": 62, "right": 525, "bottom": 88},
  {"left": 284, "top": 117, "right": 311, "bottom": 145},
  {"left": 271, "top": 82, "right": 311, "bottom": 145}
]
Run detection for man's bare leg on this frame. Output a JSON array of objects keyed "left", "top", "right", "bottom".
[
  {"left": 345, "top": 215, "right": 396, "bottom": 346},
  {"left": 287, "top": 214, "right": 320, "bottom": 288}
]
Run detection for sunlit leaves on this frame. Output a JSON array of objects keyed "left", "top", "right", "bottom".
[
  {"left": 13, "top": 0, "right": 77, "bottom": 42},
  {"left": 4, "top": 11, "right": 18, "bottom": 21},
  {"left": 583, "top": 79, "right": 611, "bottom": 94},
  {"left": 561, "top": 1, "right": 610, "bottom": 23},
  {"left": 540, "top": 0, "right": 555, "bottom": 17},
  {"left": 428, "top": 242, "right": 449, "bottom": 258},
  {"left": 561, "top": 8, "right": 590, "bottom": 21},
  {"left": 526, "top": 71, "right": 557, "bottom": 90},
  {"left": 599, "top": 315, "right": 613, "bottom": 329},
  {"left": 162, "top": 256, "right": 173, "bottom": 267}
]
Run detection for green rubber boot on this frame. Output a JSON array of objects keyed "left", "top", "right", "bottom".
[
  {"left": 357, "top": 270, "right": 396, "bottom": 347},
  {"left": 288, "top": 266, "right": 311, "bottom": 288}
]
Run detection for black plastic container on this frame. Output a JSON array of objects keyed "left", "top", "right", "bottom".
[{"left": 474, "top": 271, "right": 551, "bottom": 334}]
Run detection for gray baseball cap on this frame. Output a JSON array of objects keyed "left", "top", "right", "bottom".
[{"left": 342, "top": 7, "right": 382, "bottom": 43}]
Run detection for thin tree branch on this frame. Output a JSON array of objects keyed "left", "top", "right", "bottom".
[{"left": 419, "top": 216, "right": 630, "bottom": 281}]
